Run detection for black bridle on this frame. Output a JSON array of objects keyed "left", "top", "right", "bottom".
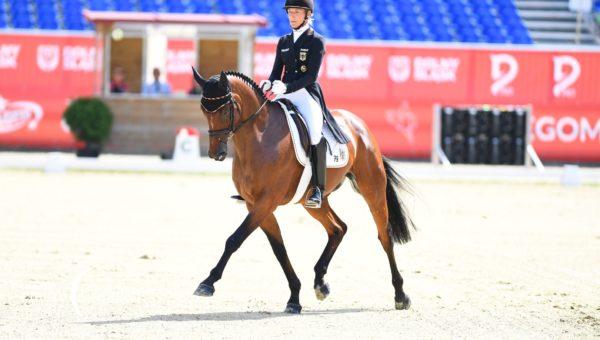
[{"left": 201, "top": 92, "right": 268, "bottom": 140}]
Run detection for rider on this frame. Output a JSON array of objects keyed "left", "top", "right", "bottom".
[{"left": 260, "top": 0, "right": 349, "bottom": 209}]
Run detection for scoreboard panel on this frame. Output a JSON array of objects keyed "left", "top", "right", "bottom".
[{"left": 433, "top": 106, "right": 530, "bottom": 165}]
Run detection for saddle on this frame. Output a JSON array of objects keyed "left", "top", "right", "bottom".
[
  {"left": 275, "top": 99, "right": 353, "bottom": 205},
  {"left": 275, "top": 99, "right": 350, "bottom": 168},
  {"left": 276, "top": 99, "right": 310, "bottom": 155}
]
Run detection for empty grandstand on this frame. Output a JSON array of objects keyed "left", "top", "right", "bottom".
[{"left": 0, "top": 0, "right": 536, "bottom": 43}]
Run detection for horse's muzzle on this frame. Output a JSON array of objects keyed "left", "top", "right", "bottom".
[
  {"left": 209, "top": 150, "right": 227, "bottom": 161},
  {"left": 215, "top": 152, "right": 227, "bottom": 161},
  {"left": 209, "top": 140, "right": 228, "bottom": 161}
]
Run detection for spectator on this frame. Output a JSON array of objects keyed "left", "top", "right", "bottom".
[
  {"left": 143, "top": 67, "right": 172, "bottom": 95},
  {"left": 110, "top": 66, "right": 128, "bottom": 93}
]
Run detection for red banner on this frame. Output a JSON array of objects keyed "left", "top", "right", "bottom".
[
  {"left": 255, "top": 40, "right": 600, "bottom": 161},
  {"left": 166, "top": 39, "right": 196, "bottom": 94},
  {"left": 1, "top": 32, "right": 599, "bottom": 162},
  {"left": 532, "top": 108, "right": 600, "bottom": 162},
  {"left": 0, "top": 33, "right": 99, "bottom": 148}
]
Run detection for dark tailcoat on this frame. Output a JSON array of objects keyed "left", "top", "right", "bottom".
[{"left": 269, "top": 28, "right": 350, "bottom": 144}]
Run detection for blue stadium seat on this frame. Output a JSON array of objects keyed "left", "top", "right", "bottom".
[
  {"left": 139, "top": 0, "right": 158, "bottom": 12},
  {"left": 215, "top": 1, "right": 239, "bottom": 15},
  {"left": 39, "top": 20, "right": 59, "bottom": 29},
  {"left": 166, "top": 1, "right": 187, "bottom": 13},
  {"left": 0, "top": 5, "right": 6, "bottom": 28},
  {"left": 114, "top": 0, "right": 134, "bottom": 12},
  {"left": 190, "top": 0, "right": 212, "bottom": 14},
  {"left": 14, "top": 18, "right": 34, "bottom": 29}
]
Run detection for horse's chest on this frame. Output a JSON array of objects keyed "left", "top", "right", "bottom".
[{"left": 232, "top": 169, "right": 259, "bottom": 202}]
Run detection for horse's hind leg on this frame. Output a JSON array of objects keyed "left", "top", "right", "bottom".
[
  {"left": 351, "top": 159, "right": 411, "bottom": 310},
  {"left": 260, "top": 214, "right": 302, "bottom": 314},
  {"left": 304, "top": 199, "right": 348, "bottom": 301}
]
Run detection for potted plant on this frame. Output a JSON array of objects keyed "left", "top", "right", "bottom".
[{"left": 63, "top": 97, "right": 113, "bottom": 157}]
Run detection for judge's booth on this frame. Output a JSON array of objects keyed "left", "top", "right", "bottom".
[{"left": 83, "top": 10, "right": 266, "bottom": 155}]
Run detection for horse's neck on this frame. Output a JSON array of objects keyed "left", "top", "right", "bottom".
[{"left": 231, "top": 102, "right": 285, "bottom": 163}]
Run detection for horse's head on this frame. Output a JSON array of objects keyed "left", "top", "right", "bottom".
[{"left": 192, "top": 68, "right": 237, "bottom": 161}]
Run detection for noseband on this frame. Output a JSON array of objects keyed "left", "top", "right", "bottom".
[{"left": 201, "top": 92, "right": 268, "bottom": 140}]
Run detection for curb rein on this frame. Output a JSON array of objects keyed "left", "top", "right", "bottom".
[{"left": 201, "top": 92, "right": 269, "bottom": 140}]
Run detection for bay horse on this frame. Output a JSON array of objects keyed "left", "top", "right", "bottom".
[{"left": 191, "top": 68, "right": 414, "bottom": 314}]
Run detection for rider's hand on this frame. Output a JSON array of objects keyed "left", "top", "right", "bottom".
[
  {"left": 271, "top": 81, "right": 287, "bottom": 95},
  {"left": 259, "top": 80, "right": 272, "bottom": 92}
]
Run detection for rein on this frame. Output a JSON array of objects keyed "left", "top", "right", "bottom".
[{"left": 202, "top": 93, "right": 269, "bottom": 139}]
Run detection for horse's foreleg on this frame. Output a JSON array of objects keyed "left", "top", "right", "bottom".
[
  {"left": 194, "top": 205, "right": 274, "bottom": 297},
  {"left": 260, "top": 214, "right": 302, "bottom": 314},
  {"left": 304, "top": 199, "right": 347, "bottom": 301}
]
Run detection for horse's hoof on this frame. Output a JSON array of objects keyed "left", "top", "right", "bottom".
[
  {"left": 314, "top": 282, "right": 330, "bottom": 301},
  {"left": 395, "top": 295, "right": 411, "bottom": 310},
  {"left": 284, "top": 303, "right": 302, "bottom": 314},
  {"left": 193, "top": 283, "right": 215, "bottom": 297}
]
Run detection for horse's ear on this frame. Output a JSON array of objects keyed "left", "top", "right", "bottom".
[
  {"left": 191, "top": 66, "right": 206, "bottom": 87},
  {"left": 219, "top": 71, "right": 229, "bottom": 90}
]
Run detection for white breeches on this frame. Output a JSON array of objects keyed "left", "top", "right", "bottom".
[{"left": 277, "top": 89, "right": 323, "bottom": 145}]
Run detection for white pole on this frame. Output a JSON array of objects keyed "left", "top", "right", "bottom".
[{"left": 527, "top": 144, "right": 545, "bottom": 173}]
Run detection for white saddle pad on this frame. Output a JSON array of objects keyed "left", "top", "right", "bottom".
[
  {"left": 278, "top": 101, "right": 350, "bottom": 169},
  {"left": 277, "top": 101, "right": 352, "bottom": 205}
]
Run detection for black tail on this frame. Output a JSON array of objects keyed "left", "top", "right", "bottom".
[{"left": 383, "top": 157, "right": 414, "bottom": 244}]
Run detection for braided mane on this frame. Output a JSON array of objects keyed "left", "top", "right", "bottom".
[{"left": 224, "top": 70, "right": 268, "bottom": 102}]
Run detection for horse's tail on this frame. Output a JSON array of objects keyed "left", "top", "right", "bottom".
[{"left": 382, "top": 157, "right": 414, "bottom": 244}]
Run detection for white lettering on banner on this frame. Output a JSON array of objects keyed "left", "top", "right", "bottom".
[
  {"left": 553, "top": 55, "right": 580, "bottom": 98},
  {"left": 556, "top": 117, "right": 579, "bottom": 143},
  {"left": 0, "top": 44, "right": 20, "bottom": 69},
  {"left": 166, "top": 49, "right": 195, "bottom": 74},
  {"left": 388, "top": 56, "right": 460, "bottom": 83},
  {"left": 326, "top": 54, "right": 372, "bottom": 80},
  {"left": 490, "top": 54, "right": 518, "bottom": 96},
  {"left": 37, "top": 45, "right": 60, "bottom": 72},
  {"left": 581, "top": 118, "right": 600, "bottom": 142},
  {"left": 534, "top": 116, "right": 600, "bottom": 143},
  {"left": 0, "top": 96, "right": 43, "bottom": 134},
  {"left": 535, "top": 116, "right": 556, "bottom": 141},
  {"left": 63, "top": 46, "right": 96, "bottom": 72},
  {"left": 388, "top": 56, "right": 411, "bottom": 83},
  {"left": 254, "top": 52, "right": 276, "bottom": 78},
  {"left": 413, "top": 56, "right": 460, "bottom": 83}
]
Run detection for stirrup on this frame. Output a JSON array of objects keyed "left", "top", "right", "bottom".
[{"left": 305, "top": 186, "right": 322, "bottom": 209}]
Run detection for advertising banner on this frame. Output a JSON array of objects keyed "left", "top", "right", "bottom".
[
  {"left": 256, "top": 40, "right": 600, "bottom": 160},
  {"left": 1, "top": 32, "right": 598, "bottom": 162},
  {"left": 166, "top": 39, "right": 196, "bottom": 94},
  {"left": 0, "top": 34, "right": 98, "bottom": 148}
]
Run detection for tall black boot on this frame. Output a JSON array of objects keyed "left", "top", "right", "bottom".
[{"left": 305, "top": 138, "right": 327, "bottom": 209}]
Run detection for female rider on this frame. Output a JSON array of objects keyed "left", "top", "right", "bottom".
[{"left": 261, "top": 0, "right": 349, "bottom": 209}]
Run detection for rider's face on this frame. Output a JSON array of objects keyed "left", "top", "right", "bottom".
[{"left": 287, "top": 8, "right": 307, "bottom": 29}]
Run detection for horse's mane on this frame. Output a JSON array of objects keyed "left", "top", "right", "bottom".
[{"left": 224, "top": 70, "right": 268, "bottom": 103}]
